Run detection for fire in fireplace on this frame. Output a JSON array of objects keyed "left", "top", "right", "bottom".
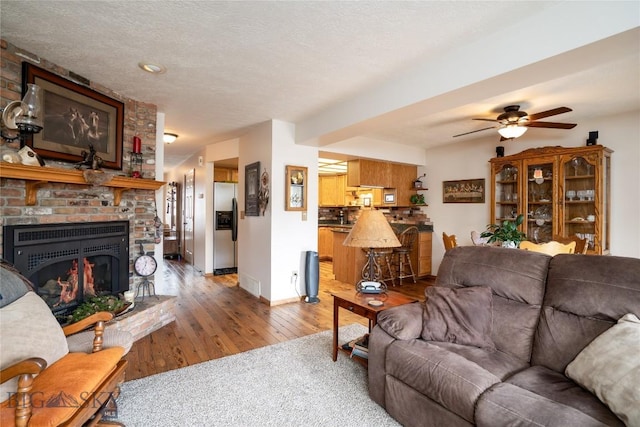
[{"left": 3, "top": 221, "right": 129, "bottom": 317}]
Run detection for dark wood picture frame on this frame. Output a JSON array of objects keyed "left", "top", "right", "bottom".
[
  {"left": 245, "top": 161, "right": 260, "bottom": 216},
  {"left": 23, "top": 63, "right": 124, "bottom": 170},
  {"left": 443, "top": 179, "right": 485, "bottom": 203}
]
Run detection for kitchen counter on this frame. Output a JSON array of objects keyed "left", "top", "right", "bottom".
[
  {"left": 330, "top": 225, "right": 433, "bottom": 285},
  {"left": 319, "top": 221, "right": 433, "bottom": 233}
]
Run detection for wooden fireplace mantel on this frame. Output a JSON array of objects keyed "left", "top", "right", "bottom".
[{"left": 0, "top": 163, "right": 166, "bottom": 205}]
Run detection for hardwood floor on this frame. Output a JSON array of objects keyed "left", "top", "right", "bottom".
[{"left": 124, "top": 259, "right": 434, "bottom": 381}]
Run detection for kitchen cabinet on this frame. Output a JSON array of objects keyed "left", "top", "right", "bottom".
[
  {"left": 318, "top": 227, "right": 334, "bottom": 261},
  {"left": 214, "top": 167, "right": 238, "bottom": 182},
  {"left": 391, "top": 163, "right": 418, "bottom": 206},
  {"left": 416, "top": 232, "right": 432, "bottom": 276},
  {"left": 347, "top": 159, "right": 391, "bottom": 188},
  {"left": 319, "top": 174, "right": 346, "bottom": 206},
  {"left": 489, "top": 145, "right": 611, "bottom": 254}
]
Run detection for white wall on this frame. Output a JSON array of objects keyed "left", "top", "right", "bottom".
[
  {"left": 270, "top": 120, "right": 319, "bottom": 302},
  {"left": 425, "top": 109, "right": 640, "bottom": 273},
  {"left": 235, "top": 120, "right": 319, "bottom": 303},
  {"left": 237, "top": 122, "right": 273, "bottom": 298}
]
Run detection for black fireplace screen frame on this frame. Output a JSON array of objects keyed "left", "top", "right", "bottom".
[{"left": 3, "top": 221, "right": 130, "bottom": 316}]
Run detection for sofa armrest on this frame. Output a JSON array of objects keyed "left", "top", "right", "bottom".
[
  {"left": 62, "top": 312, "right": 113, "bottom": 353},
  {"left": 376, "top": 301, "right": 423, "bottom": 340}
]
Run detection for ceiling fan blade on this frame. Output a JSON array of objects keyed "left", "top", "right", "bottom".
[
  {"left": 453, "top": 126, "right": 496, "bottom": 138},
  {"left": 525, "top": 121, "right": 577, "bottom": 129},
  {"left": 472, "top": 118, "right": 499, "bottom": 122},
  {"left": 527, "top": 107, "right": 572, "bottom": 121}
]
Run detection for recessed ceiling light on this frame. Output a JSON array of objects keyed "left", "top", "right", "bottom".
[{"left": 138, "top": 62, "right": 166, "bottom": 74}]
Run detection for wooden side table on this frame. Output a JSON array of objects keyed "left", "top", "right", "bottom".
[{"left": 331, "top": 290, "right": 418, "bottom": 365}]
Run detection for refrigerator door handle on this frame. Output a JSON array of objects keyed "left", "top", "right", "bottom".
[{"left": 231, "top": 197, "right": 238, "bottom": 242}]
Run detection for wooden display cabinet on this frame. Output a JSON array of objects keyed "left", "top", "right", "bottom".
[{"left": 489, "top": 145, "right": 611, "bottom": 254}]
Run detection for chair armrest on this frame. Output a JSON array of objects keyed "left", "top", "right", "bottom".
[
  {"left": 62, "top": 311, "right": 114, "bottom": 336},
  {"left": 63, "top": 312, "right": 113, "bottom": 353},
  {"left": 1, "top": 358, "right": 47, "bottom": 427},
  {"left": 376, "top": 302, "right": 424, "bottom": 340},
  {"left": 0, "top": 357, "right": 47, "bottom": 385}
]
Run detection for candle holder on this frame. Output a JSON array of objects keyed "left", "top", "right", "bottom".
[{"left": 129, "top": 152, "right": 143, "bottom": 178}]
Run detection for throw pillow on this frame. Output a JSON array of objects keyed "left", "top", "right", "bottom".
[
  {"left": 565, "top": 313, "right": 640, "bottom": 426},
  {"left": 421, "top": 285, "right": 495, "bottom": 349},
  {"left": 0, "top": 292, "right": 69, "bottom": 403},
  {"left": 0, "top": 259, "right": 33, "bottom": 308}
]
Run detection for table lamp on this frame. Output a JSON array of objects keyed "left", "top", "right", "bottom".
[{"left": 342, "top": 208, "right": 401, "bottom": 292}]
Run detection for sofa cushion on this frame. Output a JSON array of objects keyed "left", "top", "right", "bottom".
[
  {"left": 532, "top": 254, "right": 640, "bottom": 372},
  {"left": 0, "top": 292, "right": 69, "bottom": 403},
  {"left": 386, "top": 339, "right": 500, "bottom": 423},
  {"left": 421, "top": 285, "right": 495, "bottom": 349},
  {"left": 435, "top": 246, "right": 549, "bottom": 362},
  {"left": 0, "top": 347, "right": 124, "bottom": 427},
  {"left": 507, "top": 365, "right": 624, "bottom": 426},
  {"left": 565, "top": 313, "right": 640, "bottom": 427},
  {"left": 476, "top": 382, "right": 616, "bottom": 427},
  {"left": 376, "top": 301, "right": 423, "bottom": 340},
  {"left": 429, "top": 341, "right": 529, "bottom": 380}
]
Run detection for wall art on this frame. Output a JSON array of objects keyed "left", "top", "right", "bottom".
[
  {"left": 23, "top": 63, "right": 124, "bottom": 170},
  {"left": 443, "top": 179, "right": 485, "bottom": 203},
  {"left": 245, "top": 161, "right": 260, "bottom": 216}
]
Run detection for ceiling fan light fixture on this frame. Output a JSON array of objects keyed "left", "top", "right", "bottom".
[
  {"left": 498, "top": 124, "right": 527, "bottom": 139},
  {"left": 163, "top": 133, "right": 178, "bottom": 144}
]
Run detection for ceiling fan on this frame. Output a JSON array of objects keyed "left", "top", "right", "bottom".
[{"left": 453, "top": 105, "right": 577, "bottom": 141}]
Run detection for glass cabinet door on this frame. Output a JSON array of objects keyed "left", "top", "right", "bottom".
[
  {"left": 524, "top": 157, "right": 556, "bottom": 243},
  {"left": 493, "top": 162, "right": 520, "bottom": 224},
  {"left": 561, "top": 154, "right": 599, "bottom": 252}
]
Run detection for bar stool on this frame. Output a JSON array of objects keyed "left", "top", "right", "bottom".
[
  {"left": 392, "top": 226, "right": 419, "bottom": 285},
  {"left": 363, "top": 248, "right": 396, "bottom": 286}
]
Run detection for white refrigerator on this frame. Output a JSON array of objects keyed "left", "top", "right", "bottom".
[{"left": 213, "top": 182, "right": 238, "bottom": 273}]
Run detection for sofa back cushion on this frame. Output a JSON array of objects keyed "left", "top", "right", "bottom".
[
  {"left": 532, "top": 254, "right": 640, "bottom": 373},
  {"left": 435, "top": 246, "right": 550, "bottom": 362}
]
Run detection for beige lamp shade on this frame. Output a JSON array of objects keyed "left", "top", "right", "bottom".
[{"left": 343, "top": 209, "right": 401, "bottom": 248}]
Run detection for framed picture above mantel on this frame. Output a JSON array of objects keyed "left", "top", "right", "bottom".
[
  {"left": 285, "top": 165, "right": 307, "bottom": 211},
  {"left": 23, "top": 63, "right": 124, "bottom": 170}
]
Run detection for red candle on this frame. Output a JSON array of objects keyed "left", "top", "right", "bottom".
[{"left": 133, "top": 136, "right": 142, "bottom": 153}]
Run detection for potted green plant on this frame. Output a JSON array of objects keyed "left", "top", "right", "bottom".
[{"left": 480, "top": 214, "right": 527, "bottom": 248}]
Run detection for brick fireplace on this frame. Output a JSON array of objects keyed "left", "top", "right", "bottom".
[{"left": 1, "top": 40, "right": 164, "bottom": 301}]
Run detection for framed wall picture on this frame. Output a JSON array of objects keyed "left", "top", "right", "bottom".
[
  {"left": 384, "top": 192, "right": 395, "bottom": 203},
  {"left": 285, "top": 165, "right": 307, "bottom": 211},
  {"left": 245, "top": 161, "right": 260, "bottom": 216},
  {"left": 23, "top": 63, "right": 124, "bottom": 170},
  {"left": 443, "top": 179, "right": 485, "bottom": 203}
]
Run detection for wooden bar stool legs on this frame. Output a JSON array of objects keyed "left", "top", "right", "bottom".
[
  {"left": 392, "top": 226, "right": 419, "bottom": 285},
  {"left": 362, "top": 248, "right": 396, "bottom": 286},
  {"left": 394, "top": 247, "right": 416, "bottom": 285}
]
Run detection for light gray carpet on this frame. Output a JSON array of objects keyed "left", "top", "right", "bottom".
[{"left": 117, "top": 324, "right": 400, "bottom": 426}]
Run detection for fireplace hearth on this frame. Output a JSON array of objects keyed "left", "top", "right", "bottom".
[{"left": 3, "top": 221, "right": 129, "bottom": 318}]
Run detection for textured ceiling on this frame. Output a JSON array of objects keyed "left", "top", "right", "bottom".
[{"left": 1, "top": 1, "right": 638, "bottom": 169}]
